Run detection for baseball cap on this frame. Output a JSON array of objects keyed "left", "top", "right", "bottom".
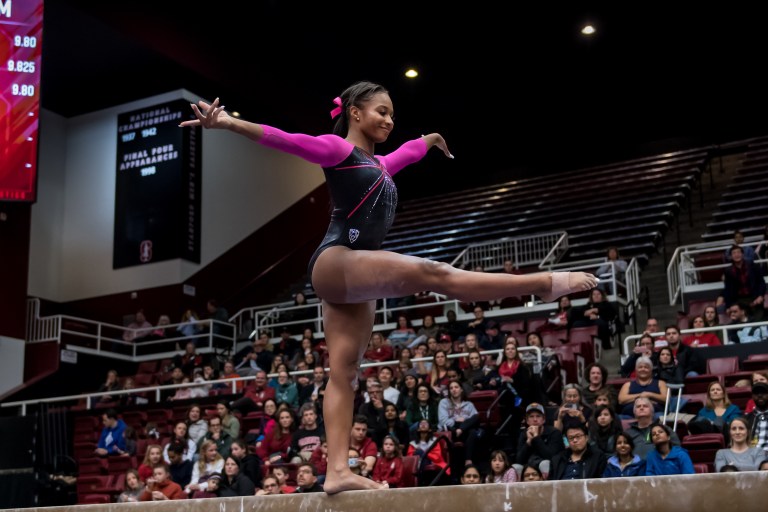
[
  {"left": 525, "top": 403, "right": 545, "bottom": 416},
  {"left": 439, "top": 333, "right": 452, "bottom": 343},
  {"left": 753, "top": 382, "right": 768, "bottom": 394}
]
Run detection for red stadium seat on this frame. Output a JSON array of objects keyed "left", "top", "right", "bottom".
[
  {"left": 79, "top": 493, "right": 111, "bottom": 504},
  {"left": 400, "top": 455, "right": 420, "bottom": 488}
]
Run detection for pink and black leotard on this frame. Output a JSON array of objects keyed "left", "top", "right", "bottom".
[{"left": 258, "top": 125, "right": 428, "bottom": 279}]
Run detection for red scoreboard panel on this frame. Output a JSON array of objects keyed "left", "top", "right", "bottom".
[{"left": 0, "top": 0, "right": 43, "bottom": 202}]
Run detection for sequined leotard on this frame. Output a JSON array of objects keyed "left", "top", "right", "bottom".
[{"left": 257, "top": 125, "right": 428, "bottom": 279}]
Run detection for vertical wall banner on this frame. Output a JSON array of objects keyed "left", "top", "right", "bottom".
[{"left": 113, "top": 99, "right": 201, "bottom": 268}]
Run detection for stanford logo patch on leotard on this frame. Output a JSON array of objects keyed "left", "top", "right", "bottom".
[{"left": 349, "top": 229, "right": 360, "bottom": 243}]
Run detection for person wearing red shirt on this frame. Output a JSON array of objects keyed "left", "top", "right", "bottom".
[
  {"left": 372, "top": 435, "right": 403, "bottom": 487},
  {"left": 349, "top": 415, "right": 379, "bottom": 477},
  {"left": 139, "top": 465, "right": 185, "bottom": 501}
]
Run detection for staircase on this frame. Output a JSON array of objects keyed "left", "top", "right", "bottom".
[{"left": 634, "top": 152, "right": 744, "bottom": 330}]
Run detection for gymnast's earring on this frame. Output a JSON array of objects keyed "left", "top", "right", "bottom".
[{"left": 355, "top": 116, "right": 360, "bottom": 121}]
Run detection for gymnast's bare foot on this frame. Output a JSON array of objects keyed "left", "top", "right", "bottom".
[
  {"left": 324, "top": 470, "right": 388, "bottom": 494},
  {"left": 539, "top": 272, "right": 598, "bottom": 302}
]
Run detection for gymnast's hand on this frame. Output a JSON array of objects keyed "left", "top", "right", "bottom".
[
  {"left": 422, "top": 133, "right": 454, "bottom": 159},
  {"left": 180, "top": 97, "right": 233, "bottom": 130}
]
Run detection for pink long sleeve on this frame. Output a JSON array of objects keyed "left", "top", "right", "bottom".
[
  {"left": 258, "top": 125, "right": 353, "bottom": 168},
  {"left": 377, "top": 138, "right": 428, "bottom": 176}
]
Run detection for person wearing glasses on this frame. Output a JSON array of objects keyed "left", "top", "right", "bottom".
[
  {"left": 549, "top": 424, "right": 607, "bottom": 480},
  {"left": 255, "top": 476, "right": 282, "bottom": 495}
]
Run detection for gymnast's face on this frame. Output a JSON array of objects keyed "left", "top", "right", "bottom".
[{"left": 353, "top": 93, "right": 394, "bottom": 143}]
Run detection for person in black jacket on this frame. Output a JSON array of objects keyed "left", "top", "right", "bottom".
[
  {"left": 217, "top": 457, "right": 255, "bottom": 497},
  {"left": 550, "top": 424, "right": 607, "bottom": 480},
  {"left": 228, "top": 439, "right": 262, "bottom": 490},
  {"left": 570, "top": 288, "right": 618, "bottom": 349},
  {"left": 515, "top": 403, "right": 565, "bottom": 476}
]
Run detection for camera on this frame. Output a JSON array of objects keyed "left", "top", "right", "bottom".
[
  {"left": 348, "top": 458, "right": 358, "bottom": 467},
  {"left": 565, "top": 403, "right": 579, "bottom": 410}
]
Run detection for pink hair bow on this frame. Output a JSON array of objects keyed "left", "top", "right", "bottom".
[{"left": 330, "top": 97, "right": 342, "bottom": 119}]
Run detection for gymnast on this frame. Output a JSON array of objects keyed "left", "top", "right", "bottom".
[{"left": 181, "top": 80, "right": 597, "bottom": 493}]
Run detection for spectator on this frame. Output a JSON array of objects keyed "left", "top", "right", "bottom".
[
  {"left": 715, "top": 417, "right": 765, "bottom": 472},
  {"left": 177, "top": 309, "right": 202, "bottom": 347},
  {"left": 718, "top": 245, "right": 765, "bottom": 321},
  {"left": 372, "top": 435, "right": 403, "bottom": 487},
  {"left": 94, "top": 409, "right": 127, "bottom": 457},
  {"left": 682, "top": 315, "right": 722, "bottom": 347},
  {"left": 138, "top": 444, "right": 164, "bottom": 482},
  {"left": 167, "top": 445, "right": 193, "bottom": 489},
  {"left": 485, "top": 450, "right": 518, "bottom": 483},
  {"left": 581, "top": 363, "right": 618, "bottom": 411},
  {"left": 234, "top": 333, "right": 274, "bottom": 377},
  {"left": 554, "top": 384, "right": 593, "bottom": 432},
  {"left": 300, "top": 366, "right": 328, "bottom": 407},
  {"left": 663, "top": 325, "right": 703, "bottom": 376},
  {"left": 654, "top": 347, "right": 683, "bottom": 385},
  {"left": 515, "top": 402, "right": 564, "bottom": 475},
  {"left": 358, "top": 380, "right": 393, "bottom": 443},
  {"left": 349, "top": 415, "right": 379, "bottom": 478},
  {"left": 744, "top": 371, "right": 768, "bottom": 414},
  {"left": 216, "top": 400, "right": 240, "bottom": 440},
  {"left": 727, "top": 303, "right": 768, "bottom": 343},
  {"left": 383, "top": 403, "right": 409, "bottom": 451},
  {"left": 428, "top": 350, "right": 452, "bottom": 397},
  {"left": 294, "top": 463, "right": 324, "bottom": 493},
  {"left": 570, "top": 288, "right": 618, "bottom": 349},
  {"left": 273, "top": 370, "right": 299, "bottom": 409},
  {"left": 521, "top": 464, "right": 544, "bottom": 482},
  {"left": 618, "top": 357, "right": 668, "bottom": 418},
  {"left": 215, "top": 359, "right": 242, "bottom": 393},
  {"left": 206, "top": 298, "right": 230, "bottom": 338},
  {"left": 185, "top": 440, "right": 225, "bottom": 496},
  {"left": 481, "top": 320, "right": 505, "bottom": 352},
  {"left": 172, "top": 342, "right": 204, "bottom": 376},
  {"left": 588, "top": 405, "right": 622, "bottom": 454},
  {"left": 139, "top": 465, "right": 185, "bottom": 501},
  {"left": 290, "top": 403, "right": 325, "bottom": 463},
  {"left": 197, "top": 415, "right": 233, "bottom": 460},
  {"left": 230, "top": 370, "right": 275, "bottom": 415},
  {"left": 407, "top": 420, "right": 448, "bottom": 475},
  {"left": 690, "top": 381, "right": 742, "bottom": 435},
  {"left": 406, "top": 383, "right": 439, "bottom": 430},
  {"left": 465, "top": 306, "right": 488, "bottom": 342},
  {"left": 117, "top": 469, "right": 145, "bottom": 503},
  {"left": 459, "top": 464, "right": 482, "bottom": 485},
  {"left": 438, "top": 380, "right": 481, "bottom": 467},
  {"left": 595, "top": 246, "right": 628, "bottom": 295},
  {"left": 602, "top": 432, "right": 646, "bottom": 477},
  {"left": 216, "top": 456, "right": 255, "bottom": 497},
  {"left": 415, "top": 315, "right": 440, "bottom": 343},
  {"left": 96, "top": 370, "right": 120, "bottom": 405},
  {"left": 255, "top": 476, "right": 281, "bottom": 495},
  {"left": 645, "top": 424, "right": 694, "bottom": 475},
  {"left": 270, "top": 466, "right": 296, "bottom": 494},
  {"left": 163, "top": 421, "right": 197, "bottom": 463},
  {"left": 362, "top": 332, "right": 394, "bottom": 379},
  {"left": 123, "top": 309, "right": 153, "bottom": 343},
  {"left": 747, "top": 381, "right": 768, "bottom": 451},
  {"left": 724, "top": 230, "right": 757, "bottom": 263},
  {"left": 378, "top": 366, "right": 401, "bottom": 405},
  {"left": 256, "top": 409, "right": 296, "bottom": 466},
  {"left": 228, "top": 439, "right": 262, "bottom": 490},
  {"left": 440, "top": 309, "right": 464, "bottom": 344},
  {"left": 309, "top": 437, "right": 329, "bottom": 481},
  {"left": 550, "top": 424, "right": 607, "bottom": 480},
  {"left": 542, "top": 295, "right": 572, "bottom": 332},
  {"left": 123, "top": 426, "right": 138, "bottom": 456},
  {"left": 388, "top": 315, "right": 417, "bottom": 350},
  {"left": 624, "top": 397, "right": 681, "bottom": 460}
]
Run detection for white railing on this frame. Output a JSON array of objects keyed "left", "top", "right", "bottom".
[
  {"left": 667, "top": 238, "right": 765, "bottom": 306},
  {"left": 0, "top": 347, "right": 542, "bottom": 416},
  {"left": 26, "top": 298, "right": 60, "bottom": 343},
  {"left": 450, "top": 231, "right": 567, "bottom": 271},
  {"left": 539, "top": 232, "right": 570, "bottom": 270},
  {"left": 622, "top": 320, "right": 768, "bottom": 357}
]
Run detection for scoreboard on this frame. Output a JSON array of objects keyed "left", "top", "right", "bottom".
[{"left": 0, "top": 0, "right": 42, "bottom": 202}]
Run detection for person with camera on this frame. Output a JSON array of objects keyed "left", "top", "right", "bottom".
[{"left": 554, "top": 384, "right": 593, "bottom": 432}]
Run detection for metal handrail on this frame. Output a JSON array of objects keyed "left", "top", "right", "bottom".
[{"left": 621, "top": 320, "right": 768, "bottom": 356}]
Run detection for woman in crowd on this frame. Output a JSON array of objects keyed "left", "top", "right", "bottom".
[
  {"left": 520, "top": 464, "right": 544, "bottom": 482},
  {"left": 459, "top": 464, "right": 482, "bottom": 485},
  {"left": 428, "top": 350, "right": 452, "bottom": 397},
  {"left": 216, "top": 400, "right": 241, "bottom": 440},
  {"left": 217, "top": 456, "right": 256, "bottom": 497},
  {"left": 715, "top": 417, "right": 765, "bottom": 472},
  {"left": 384, "top": 403, "right": 410, "bottom": 450},
  {"left": 702, "top": 305, "right": 723, "bottom": 344},
  {"left": 602, "top": 432, "right": 645, "bottom": 477},
  {"left": 138, "top": 444, "right": 164, "bottom": 482},
  {"left": 186, "top": 404, "right": 208, "bottom": 445},
  {"left": 581, "top": 363, "right": 617, "bottom": 410},
  {"left": 654, "top": 347, "right": 683, "bottom": 385},
  {"left": 692, "top": 381, "right": 742, "bottom": 436},
  {"left": 554, "top": 384, "right": 592, "bottom": 432},
  {"left": 618, "top": 357, "right": 667, "bottom": 418},
  {"left": 485, "top": 450, "right": 518, "bottom": 483},
  {"left": 96, "top": 369, "right": 121, "bottom": 404},
  {"left": 389, "top": 314, "right": 417, "bottom": 349},
  {"left": 407, "top": 420, "right": 448, "bottom": 476},
  {"left": 256, "top": 408, "right": 296, "bottom": 467},
  {"left": 163, "top": 421, "right": 197, "bottom": 463},
  {"left": 683, "top": 315, "right": 722, "bottom": 347},
  {"left": 407, "top": 383, "right": 439, "bottom": 431},
  {"left": 117, "top": 469, "right": 145, "bottom": 502},
  {"left": 228, "top": 438, "right": 262, "bottom": 490},
  {"left": 438, "top": 380, "right": 480, "bottom": 467},
  {"left": 645, "top": 424, "right": 695, "bottom": 475},
  {"left": 588, "top": 405, "right": 622, "bottom": 454}
]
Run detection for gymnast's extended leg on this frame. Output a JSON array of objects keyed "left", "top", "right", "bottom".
[
  {"left": 320, "top": 300, "right": 388, "bottom": 494},
  {"left": 312, "top": 246, "right": 597, "bottom": 305}
]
